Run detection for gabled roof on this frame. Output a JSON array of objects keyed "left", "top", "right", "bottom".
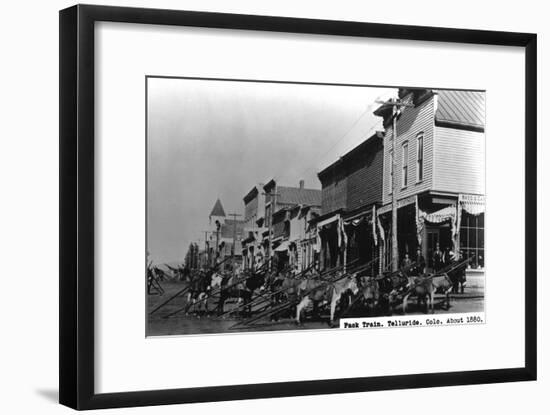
[
  {"left": 435, "top": 90, "right": 485, "bottom": 131},
  {"left": 209, "top": 198, "right": 226, "bottom": 217},
  {"left": 277, "top": 186, "right": 322, "bottom": 207},
  {"left": 374, "top": 88, "right": 485, "bottom": 132}
]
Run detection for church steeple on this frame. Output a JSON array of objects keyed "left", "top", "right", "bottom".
[{"left": 209, "top": 198, "right": 226, "bottom": 220}]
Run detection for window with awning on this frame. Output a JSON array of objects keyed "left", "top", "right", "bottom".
[
  {"left": 415, "top": 195, "right": 485, "bottom": 269},
  {"left": 458, "top": 195, "right": 485, "bottom": 269},
  {"left": 274, "top": 240, "right": 290, "bottom": 252}
]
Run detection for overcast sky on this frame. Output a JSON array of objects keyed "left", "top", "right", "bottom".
[{"left": 147, "top": 77, "right": 397, "bottom": 264}]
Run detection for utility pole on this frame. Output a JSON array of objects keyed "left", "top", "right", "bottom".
[
  {"left": 195, "top": 244, "right": 200, "bottom": 269},
  {"left": 376, "top": 97, "right": 414, "bottom": 271},
  {"left": 227, "top": 212, "right": 242, "bottom": 274},
  {"left": 262, "top": 190, "right": 280, "bottom": 271},
  {"left": 214, "top": 220, "right": 221, "bottom": 266},
  {"left": 202, "top": 231, "right": 211, "bottom": 269}
]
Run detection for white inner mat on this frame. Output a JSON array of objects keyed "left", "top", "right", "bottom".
[{"left": 95, "top": 22, "right": 525, "bottom": 394}]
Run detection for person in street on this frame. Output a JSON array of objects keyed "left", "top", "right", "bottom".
[
  {"left": 401, "top": 253, "right": 412, "bottom": 269},
  {"left": 444, "top": 247, "right": 454, "bottom": 267},
  {"left": 154, "top": 266, "right": 165, "bottom": 282},
  {"left": 433, "top": 243, "right": 444, "bottom": 272},
  {"left": 414, "top": 248, "right": 426, "bottom": 276},
  {"left": 451, "top": 250, "right": 467, "bottom": 294}
]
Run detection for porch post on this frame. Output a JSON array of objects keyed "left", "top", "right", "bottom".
[
  {"left": 455, "top": 197, "right": 462, "bottom": 256},
  {"left": 415, "top": 195, "right": 423, "bottom": 251},
  {"left": 344, "top": 217, "right": 348, "bottom": 272}
]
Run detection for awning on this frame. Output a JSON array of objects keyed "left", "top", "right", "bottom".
[
  {"left": 420, "top": 205, "right": 456, "bottom": 224},
  {"left": 348, "top": 217, "right": 365, "bottom": 226},
  {"left": 377, "top": 195, "right": 416, "bottom": 215},
  {"left": 344, "top": 205, "right": 379, "bottom": 245},
  {"left": 344, "top": 208, "right": 371, "bottom": 223},
  {"left": 274, "top": 241, "right": 290, "bottom": 252},
  {"left": 418, "top": 205, "right": 458, "bottom": 248},
  {"left": 344, "top": 210, "right": 372, "bottom": 225},
  {"left": 459, "top": 194, "right": 485, "bottom": 215},
  {"left": 241, "top": 232, "right": 256, "bottom": 244},
  {"left": 316, "top": 214, "right": 340, "bottom": 229}
]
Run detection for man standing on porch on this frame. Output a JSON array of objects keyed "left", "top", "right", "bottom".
[
  {"left": 414, "top": 248, "right": 426, "bottom": 276},
  {"left": 433, "top": 243, "right": 444, "bottom": 272},
  {"left": 401, "top": 253, "right": 412, "bottom": 269}
]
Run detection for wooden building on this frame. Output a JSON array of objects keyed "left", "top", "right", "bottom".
[
  {"left": 241, "top": 184, "right": 266, "bottom": 270},
  {"left": 315, "top": 131, "right": 385, "bottom": 272},
  {"left": 374, "top": 88, "right": 485, "bottom": 270},
  {"left": 261, "top": 179, "right": 321, "bottom": 270},
  {"left": 288, "top": 204, "right": 320, "bottom": 271},
  {"left": 207, "top": 198, "right": 245, "bottom": 271}
]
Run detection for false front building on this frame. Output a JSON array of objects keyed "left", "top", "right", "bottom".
[
  {"left": 261, "top": 179, "right": 321, "bottom": 272},
  {"left": 374, "top": 88, "right": 485, "bottom": 271},
  {"left": 240, "top": 184, "right": 267, "bottom": 271},
  {"left": 315, "top": 131, "right": 385, "bottom": 273}
]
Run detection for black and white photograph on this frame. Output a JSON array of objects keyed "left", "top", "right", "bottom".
[
  {"left": 0, "top": 0, "right": 542, "bottom": 412},
  {"left": 146, "top": 78, "right": 486, "bottom": 336}
]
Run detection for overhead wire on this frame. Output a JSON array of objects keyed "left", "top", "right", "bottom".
[{"left": 274, "top": 90, "right": 396, "bottom": 186}]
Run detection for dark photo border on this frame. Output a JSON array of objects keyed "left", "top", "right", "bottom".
[{"left": 60, "top": 4, "right": 537, "bottom": 410}]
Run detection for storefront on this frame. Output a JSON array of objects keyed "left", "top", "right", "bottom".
[
  {"left": 273, "top": 240, "right": 290, "bottom": 272},
  {"left": 377, "top": 197, "right": 418, "bottom": 271},
  {"left": 376, "top": 193, "right": 485, "bottom": 272},
  {"left": 315, "top": 213, "right": 343, "bottom": 270},
  {"left": 343, "top": 205, "right": 379, "bottom": 273},
  {"left": 416, "top": 200, "right": 456, "bottom": 271},
  {"left": 416, "top": 193, "right": 485, "bottom": 271},
  {"left": 458, "top": 194, "right": 485, "bottom": 269},
  {"left": 294, "top": 205, "right": 320, "bottom": 271},
  {"left": 300, "top": 234, "right": 319, "bottom": 271},
  {"left": 314, "top": 207, "right": 381, "bottom": 273},
  {"left": 241, "top": 232, "right": 255, "bottom": 270}
]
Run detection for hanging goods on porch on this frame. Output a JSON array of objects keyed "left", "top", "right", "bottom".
[
  {"left": 417, "top": 205, "right": 458, "bottom": 250},
  {"left": 337, "top": 216, "right": 348, "bottom": 248},
  {"left": 377, "top": 215, "right": 385, "bottom": 243},
  {"left": 415, "top": 198, "right": 424, "bottom": 246},
  {"left": 371, "top": 205, "right": 378, "bottom": 246}
]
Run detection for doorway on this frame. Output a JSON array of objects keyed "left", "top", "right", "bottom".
[
  {"left": 426, "top": 228, "right": 439, "bottom": 270},
  {"left": 425, "top": 224, "right": 452, "bottom": 270}
]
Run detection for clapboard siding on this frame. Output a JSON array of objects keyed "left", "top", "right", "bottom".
[
  {"left": 382, "top": 94, "right": 434, "bottom": 205},
  {"left": 319, "top": 134, "right": 383, "bottom": 216},
  {"left": 273, "top": 215, "right": 287, "bottom": 239},
  {"left": 244, "top": 197, "right": 258, "bottom": 223},
  {"left": 346, "top": 136, "right": 384, "bottom": 210},
  {"left": 433, "top": 126, "right": 485, "bottom": 195},
  {"left": 319, "top": 169, "right": 347, "bottom": 216}
]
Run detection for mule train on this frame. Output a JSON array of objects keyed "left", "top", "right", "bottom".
[{"left": 151, "top": 256, "right": 470, "bottom": 326}]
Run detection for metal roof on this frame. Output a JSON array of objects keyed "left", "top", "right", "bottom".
[{"left": 435, "top": 90, "right": 485, "bottom": 131}]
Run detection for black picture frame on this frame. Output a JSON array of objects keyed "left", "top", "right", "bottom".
[{"left": 59, "top": 4, "right": 537, "bottom": 410}]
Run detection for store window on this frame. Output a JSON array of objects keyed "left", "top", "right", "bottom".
[{"left": 459, "top": 212, "right": 485, "bottom": 269}]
